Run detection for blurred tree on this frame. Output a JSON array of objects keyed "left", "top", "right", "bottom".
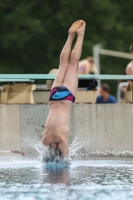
[{"left": 0, "top": 0, "right": 132, "bottom": 94}]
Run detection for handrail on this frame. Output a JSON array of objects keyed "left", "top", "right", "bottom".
[
  {"left": 0, "top": 74, "right": 132, "bottom": 80},
  {"left": 100, "top": 49, "right": 133, "bottom": 59},
  {"left": 0, "top": 78, "right": 32, "bottom": 82}
]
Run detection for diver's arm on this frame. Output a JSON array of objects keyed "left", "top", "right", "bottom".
[{"left": 59, "top": 139, "right": 69, "bottom": 159}]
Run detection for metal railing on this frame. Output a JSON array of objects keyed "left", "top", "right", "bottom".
[
  {"left": 93, "top": 44, "right": 133, "bottom": 74},
  {"left": 0, "top": 74, "right": 132, "bottom": 81}
]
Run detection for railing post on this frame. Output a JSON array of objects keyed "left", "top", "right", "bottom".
[{"left": 93, "top": 44, "right": 102, "bottom": 74}]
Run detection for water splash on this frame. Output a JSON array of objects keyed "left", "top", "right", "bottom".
[
  {"left": 85, "top": 150, "right": 133, "bottom": 157},
  {"left": 69, "top": 132, "right": 90, "bottom": 158},
  {"left": 27, "top": 138, "right": 47, "bottom": 161},
  {"left": 26, "top": 132, "right": 90, "bottom": 164},
  {"left": 27, "top": 138, "right": 71, "bottom": 167},
  {"left": 23, "top": 133, "right": 133, "bottom": 166}
]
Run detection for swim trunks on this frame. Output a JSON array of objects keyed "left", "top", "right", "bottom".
[{"left": 49, "top": 86, "right": 75, "bottom": 103}]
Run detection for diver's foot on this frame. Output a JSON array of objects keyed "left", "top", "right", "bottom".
[
  {"left": 69, "top": 20, "right": 83, "bottom": 35},
  {"left": 76, "top": 20, "right": 86, "bottom": 35}
]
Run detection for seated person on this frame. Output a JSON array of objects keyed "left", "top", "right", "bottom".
[
  {"left": 96, "top": 84, "right": 117, "bottom": 104},
  {"left": 126, "top": 44, "right": 133, "bottom": 84},
  {"left": 42, "top": 20, "right": 86, "bottom": 160},
  {"left": 126, "top": 44, "right": 133, "bottom": 75},
  {"left": 78, "top": 57, "right": 98, "bottom": 74}
]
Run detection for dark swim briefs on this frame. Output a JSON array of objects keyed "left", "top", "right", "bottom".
[{"left": 49, "top": 86, "right": 75, "bottom": 103}]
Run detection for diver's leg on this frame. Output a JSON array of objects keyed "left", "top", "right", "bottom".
[
  {"left": 51, "top": 21, "right": 83, "bottom": 89},
  {"left": 63, "top": 21, "right": 86, "bottom": 96}
]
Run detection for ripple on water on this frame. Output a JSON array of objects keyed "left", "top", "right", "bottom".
[
  {"left": 1, "top": 137, "right": 133, "bottom": 200},
  {"left": 0, "top": 159, "right": 133, "bottom": 200}
]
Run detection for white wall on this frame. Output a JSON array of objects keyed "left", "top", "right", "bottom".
[{"left": 0, "top": 104, "right": 133, "bottom": 157}]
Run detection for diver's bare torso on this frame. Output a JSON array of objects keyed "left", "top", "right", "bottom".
[{"left": 43, "top": 101, "right": 72, "bottom": 147}]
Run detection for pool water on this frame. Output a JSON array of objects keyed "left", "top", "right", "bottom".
[{"left": 0, "top": 158, "right": 133, "bottom": 200}]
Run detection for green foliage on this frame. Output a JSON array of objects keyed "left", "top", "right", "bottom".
[{"left": 0, "top": 0, "right": 133, "bottom": 95}]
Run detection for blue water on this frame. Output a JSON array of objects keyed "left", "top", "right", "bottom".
[{"left": 0, "top": 158, "right": 133, "bottom": 200}]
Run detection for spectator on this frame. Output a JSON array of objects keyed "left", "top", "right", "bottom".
[
  {"left": 96, "top": 84, "right": 117, "bottom": 104},
  {"left": 46, "top": 69, "right": 58, "bottom": 89},
  {"left": 126, "top": 44, "right": 133, "bottom": 75},
  {"left": 78, "top": 57, "right": 98, "bottom": 74}
]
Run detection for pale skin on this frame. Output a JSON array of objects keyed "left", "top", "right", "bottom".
[
  {"left": 126, "top": 52, "right": 133, "bottom": 75},
  {"left": 78, "top": 59, "right": 91, "bottom": 74},
  {"left": 42, "top": 20, "right": 86, "bottom": 158},
  {"left": 126, "top": 61, "right": 133, "bottom": 75}
]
